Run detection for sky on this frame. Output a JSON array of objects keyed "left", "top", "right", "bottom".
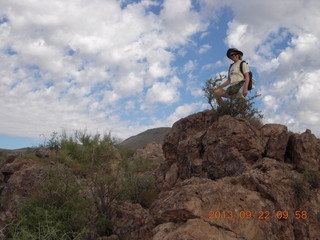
[{"left": 1, "top": 0, "right": 320, "bottom": 149}]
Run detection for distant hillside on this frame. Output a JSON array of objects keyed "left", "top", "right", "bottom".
[
  {"left": 120, "top": 127, "right": 171, "bottom": 150},
  {"left": 0, "top": 148, "right": 33, "bottom": 155},
  {"left": 0, "top": 148, "right": 34, "bottom": 163}
]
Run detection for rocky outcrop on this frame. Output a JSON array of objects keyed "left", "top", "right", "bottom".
[
  {"left": 286, "top": 129, "right": 320, "bottom": 170},
  {"left": 33, "top": 147, "right": 51, "bottom": 158},
  {"left": 111, "top": 202, "right": 155, "bottom": 240},
  {"left": 0, "top": 156, "right": 48, "bottom": 231},
  {"left": 134, "top": 142, "right": 165, "bottom": 164},
  {"left": 161, "top": 113, "right": 266, "bottom": 188},
  {"left": 260, "top": 124, "right": 289, "bottom": 161},
  {"left": 1, "top": 110, "right": 319, "bottom": 240},
  {"left": 152, "top": 111, "right": 320, "bottom": 240}
]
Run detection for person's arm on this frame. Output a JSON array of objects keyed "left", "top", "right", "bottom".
[
  {"left": 219, "top": 77, "right": 231, "bottom": 88},
  {"left": 242, "top": 72, "right": 250, "bottom": 97}
]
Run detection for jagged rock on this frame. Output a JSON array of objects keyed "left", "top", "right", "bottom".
[
  {"left": 286, "top": 129, "right": 320, "bottom": 170},
  {"left": 97, "top": 235, "right": 119, "bottom": 240},
  {"left": 111, "top": 202, "right": 154, "bottom": 240},
  {"left": 1, "top": 111, "right": 319, "bottom": 240},
  {"left": 33, "top": 147, "right": 51, "bottom": 158},
  {"left": 135, "top": 142, "right": 165, "bottom": 161},
  {"left": 150, "top": 158, "right": 320, "bottom": 240},
  {"left": 152, "top": 218, "right": 243, "bottom": 240},
  {"left": 162, "top": 114, "right": 264, "bottom": 188},
  {"left": 0, "top": 158, "right": 47, "bottom": 229},
  {"left": 260, "top": 124, "right": 289, "bottom": 161},
  {"left": 162, "top": 163, "right": 178, "bottom": 190},
  {"left": 202, "top": 115, "right": 264, "bottom": 179},
  {"left": 162, "top": 110, "right": 214, "bottom": 166}
]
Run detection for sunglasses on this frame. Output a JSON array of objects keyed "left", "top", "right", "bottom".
[{"left": 230, "top": 53, "right": 238, "bottom": 57}]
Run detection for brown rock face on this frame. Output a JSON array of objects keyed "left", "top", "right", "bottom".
[
  {"left": 286, "top": 129, "right": 320, "bottom": 170},
  {"left": 0, "top": 158, "right": 47, "bottom": 229},
  {"left": 154, "top": 111, "right": 320, "bottom": 240},
  {"left": 162, "top": 114, "right": 266, "bottom": 187},
  {"left": 111, "top": 202, "right": 155, "bottom": 240},
  {"left": 150, "top": 159, "right": 320, "bottom": 240},
  {"left": 260, "top": 124, "right": 289, "bottom": 161},
  {"left": 135, "top": 142, "right": 165, "bottom": 164},
  {"left": 1, "top": 110, "right": 319, "bottom": 240}
]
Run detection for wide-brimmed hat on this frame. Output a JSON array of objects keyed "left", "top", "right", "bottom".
[{"left": 226, "top": 48, "right": 243, "bottom": 59}]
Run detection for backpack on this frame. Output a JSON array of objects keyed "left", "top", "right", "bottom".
[
  {"left": 229, "top": 61, "right": 254, "bottom": 90},
  {"left": 240, "top": 61, "right": 254, "bottom": 90}
]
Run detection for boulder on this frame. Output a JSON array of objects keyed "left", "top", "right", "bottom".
[
  {"left": 152, "top": 218, "right": 243, "bottom": 240},
  {"left": 135, "top": 142, "right": 165, "bottom": 164},
  {"left": 286, "top": 129, "right": 320, "bottom": 170},
  {"left": 0, "top": 158, "right": 47, "bottom": 229},
  {"left": 33, "top": 147, "right": 51, "bottom": 158},
  {"left": 162, "top": 114, "right": 264, "bottom": 187},
  {"left": 260, "top": 124, "right": 289, "bottom": 161},
  {"left": 150, "top": 157, "right": 320, "bottom": 240},
  {"left": 111, "top": 202, "right": 154, "bottom": 240}
]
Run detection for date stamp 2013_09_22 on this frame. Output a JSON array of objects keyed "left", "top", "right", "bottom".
[{"left": 208, "top": 210, "right": 309, "bottom": 220}]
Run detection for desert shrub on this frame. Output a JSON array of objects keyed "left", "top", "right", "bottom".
[
  {"left": 8, "top": 167, "right": 91, "bottom": 240},
  {"left": 86, "top": 169, "right": 120, "bottom": 236},
  {"left": 120, "top": 157, "right": 158, "bottom": 207},
  {"left": 125, "top": 156, "right": 159, "bottom": 173},
  {"left": 120, "top": 174, "right": 159, "bottom": 208},
  {"left": 203, "top": 75, "right": 263, "bottom": 121},
  {"left": 38, "top": 130, "right": 118, "bottom": 176},
  {"left": 0, "top": 151, "right": 7, "bottom": 164},
  {"left": 59, "top": 131, "right": 116, "bottom": 167},
  {"left": 115, "top": 144, "right": 135, "bottom": 161},
  {"left": 119, "top": 156, "right": 159, "bottom": 208}
]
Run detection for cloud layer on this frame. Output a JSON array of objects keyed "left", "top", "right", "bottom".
[
  {"left": 1, "top": 0, "right": 320, "bottom": 144},
  {"left": 0, "top": 0, "right": 207, "bottom": 139}
]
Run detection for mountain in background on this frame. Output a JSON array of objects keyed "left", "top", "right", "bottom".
[{"left": 120, "top": 127, "right": 171, "bottom": 150}]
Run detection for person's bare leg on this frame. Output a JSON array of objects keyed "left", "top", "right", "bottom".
[{"left": 213, "top": 88, "right": 229, "bottom": 106}]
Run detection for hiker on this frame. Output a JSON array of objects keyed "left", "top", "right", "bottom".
[{"left": 213, "top": 48, "right": 250, "bottom": 106}]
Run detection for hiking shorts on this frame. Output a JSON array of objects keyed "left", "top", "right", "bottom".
[{"left": 226, "top": 81, "right": 244, "bottom": 97}]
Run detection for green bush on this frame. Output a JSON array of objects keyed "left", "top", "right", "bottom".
[
  {"left": 8, "top": 168, "right": 91, "bottom": 240},
  {"left": 120, "top": 174, "right": 159, "bottom": 208},
  {"left": 8, "top": 130, "right": 161, "bottom": 239},
  {"left": 119, "top": 156, "right": 159, "bottom": 208}
]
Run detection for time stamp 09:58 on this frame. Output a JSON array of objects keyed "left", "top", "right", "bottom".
[{"left": 208, "top": 210, "right": 309, "bottom": 220}]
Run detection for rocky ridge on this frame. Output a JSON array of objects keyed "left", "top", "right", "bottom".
[{"left": 1, "top": 110, "right": 320, "bottom": 240}]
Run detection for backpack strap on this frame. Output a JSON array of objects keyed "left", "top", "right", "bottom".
[
  {"left": 239, "top": 60, "right": 246, "bottom": 75},
  {"left": 239, "top": 60, "right": 253, "bottom": 90},
  {"left": 228, "top": 63, "right": 234, "bottom": 75}
]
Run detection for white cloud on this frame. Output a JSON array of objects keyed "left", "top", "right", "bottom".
[
  {"left": 199, "top": 44, "right": 211, "bottom": 54},
  {"left": 0, "top": 0, "right": 207, "bottom": 141},
  {"left": 1, "top": 0, "right": 320, "bottom": 145},
  {"left": 145, "top": 76, "right": 182, "bottom": 104},
  {"left": 223, "top": 0, "right": 320, "bottom": 136},
  {"left": 165, "top": 102, "right": 207, "bottom": 125},
  {"left": 182, "top": 60, "right": 196, "bottom": 73},
  {"left": 201, "top": 60, "right": 223, "bottom": 71}
]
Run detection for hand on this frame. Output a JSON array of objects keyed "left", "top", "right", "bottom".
[{"left": 242, "top": 88, "right": 248, "bottom": 97}]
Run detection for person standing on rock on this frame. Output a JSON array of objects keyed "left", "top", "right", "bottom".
[{"left": 212, "top": 48, "right": 250, "bottom": 106}]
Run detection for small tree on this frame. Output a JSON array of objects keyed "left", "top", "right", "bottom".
[
  {"left": 202, "top": 74, "right": 226, "bottom": 109},
  {"left": 203, "top": 75, "right": 263, "bottom": 122}
]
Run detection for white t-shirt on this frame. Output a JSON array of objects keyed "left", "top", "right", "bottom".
[{"left": 229, "top": 60, "right": 250, "bottom": 85}]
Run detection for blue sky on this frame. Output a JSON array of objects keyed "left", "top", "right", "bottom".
[{"left": 1, "top": 0, "right": 320, "bottom": 149}]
